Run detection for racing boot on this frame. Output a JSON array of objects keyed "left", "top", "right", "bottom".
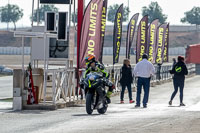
[
  {"left": 106, "top": 91, "right": 112, "bottom": 104},
  {"left": 97, "top": 101, "right": 103, "bottom": 109}
]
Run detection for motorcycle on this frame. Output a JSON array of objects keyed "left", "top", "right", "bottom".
[{"left": 81, "top": 72, "right": 109, "bottom": 115}]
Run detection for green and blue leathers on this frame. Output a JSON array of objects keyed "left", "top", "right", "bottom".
[
  {"left": 84, "top": 61, "right": 114, "bottom": 103},
  {"left": 84, "top": 62, "right": 109, "bottom": 79}
]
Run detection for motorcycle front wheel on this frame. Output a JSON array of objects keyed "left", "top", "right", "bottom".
[{"left": 86, "top": 93, "right": 94, "bottom": 115}]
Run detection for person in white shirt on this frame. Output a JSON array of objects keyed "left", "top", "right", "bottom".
[{"left": 133, "top": 54, "right": 155, "bottom": 108}]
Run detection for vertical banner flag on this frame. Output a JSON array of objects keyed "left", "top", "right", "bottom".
[
  {"left": 136, "top": 15, "right": 148, "bottom": 63},
  {"left": 113, "top": 4, "right": 123, "bottom": 64},
  {"left": 99, "top": 0, "right": 108, "bottom": 63},
  {"left": 126, "top": 13, "right": 139, "bottom": 59},
  {"left": 79, "top": 0, "right": 104, "bottom": 68},
  {"left": 163, "top": 23, "right": 169, "bottom": 62},
  {"left": 155, "top": 23, "right": 168, "bottom": 64},
  {"left": 147, "top": 19, "right": 159, "bottom": 63}
]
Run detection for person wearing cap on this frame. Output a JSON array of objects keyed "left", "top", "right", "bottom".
[
  {"left": 169, "top": 56, "right": 188, "bottom": 106},
  {"left": 133, "top": 54, "right": 155, "bottom": 108},
  {"left": 83, "top": 54, "right": 114, "bottom": 104}
]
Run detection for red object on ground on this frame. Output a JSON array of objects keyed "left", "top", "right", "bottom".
[
  {"left": 185, "top": 44, "right": 200, "bottom": 64},
  {"left": 28, "top": 86, "right": 39, "bottom": 104},
  {"left": 27, "top": 65, "right": 37, "bottom": 105}
]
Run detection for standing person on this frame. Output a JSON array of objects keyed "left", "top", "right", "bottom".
[
  {"left": 134, "top": 54, "right": 155, "bottom": 108},
  {"left": 120, "top": 59, "right": 134, "bottom": 104},
  {"left": 169, "top": 56, "right": 188, "bottom": 106}
]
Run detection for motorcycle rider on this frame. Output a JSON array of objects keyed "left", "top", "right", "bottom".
[{"left": 83, "top": 54, "right": 114, "bottom": 104}]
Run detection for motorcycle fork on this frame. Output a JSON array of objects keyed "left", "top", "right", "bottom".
[
  {"left": 88, "top": 88, "right": 98, "bottom": 109},
  {"left": 94, "top": 92, "right": 99, "bottom": 109}
]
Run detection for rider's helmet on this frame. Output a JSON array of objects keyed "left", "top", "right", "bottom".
[{"left": 85, "top": 54, "right": 96, "bottom": 64}]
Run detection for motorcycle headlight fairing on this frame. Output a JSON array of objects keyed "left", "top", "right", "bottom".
[{"left": 89, "top": 75, "right": 95, "bottom": 81}]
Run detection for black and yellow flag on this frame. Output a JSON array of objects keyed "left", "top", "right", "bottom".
[
  {"left": 113, "top": 4, "right": 123, "bottom": 64},
  {"left": 99, "top": 0, "right": 108, "bottom": 63},
  {"left": 163, "top": 23, "right": 169, "bottom": 62}
]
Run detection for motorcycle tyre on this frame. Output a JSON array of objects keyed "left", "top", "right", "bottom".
[{"left": 86, "top": 93, "right": 94, "bottom": 115}]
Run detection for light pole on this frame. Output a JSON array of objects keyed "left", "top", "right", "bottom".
[
  {"left": 37, "top": 0, "right": 40, "bottom": 26},
  {"left": 128, "top": 0, "right": 130, "bottom": 20},
  {"left": 77, "top": 0, "right": 84, "bottom": 97},
  {"left": 31, "top": 0, "right": 35, "bottom": 27}
]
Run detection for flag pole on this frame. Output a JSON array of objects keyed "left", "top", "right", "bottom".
[{"left": 77, "top": 0, "right": 84, "bottom": 98}]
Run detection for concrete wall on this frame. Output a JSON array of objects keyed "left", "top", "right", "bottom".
[
  {"left": 74, "top": 47, "right": 186, "bottom": 56},
  {"left": 0, "top": 47, "right": 30, "bottom": 55},
  {"left": 0, "top": 46, "right": 185, "bottom": 56}
]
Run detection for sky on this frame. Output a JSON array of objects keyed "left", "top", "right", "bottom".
[{"left": 0, "top": 0, "right": 200, "bottom": 29}]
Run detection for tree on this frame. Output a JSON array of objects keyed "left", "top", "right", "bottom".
[
  {"left": 107, "top": 4, "right": 130, "bottom": 23},
  {"left": 142, "top": 2, "right": 167, "bottom": 24},
  {"left": 181, "top": 7, "right": 200, "bottom": 28},
  {"left": 0, "top": 4, "right": 23, "bottom": 30},
  {"left": 31, "top": 5, "right": 58, "bottom": 23}
]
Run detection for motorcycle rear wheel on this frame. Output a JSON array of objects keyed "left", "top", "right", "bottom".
[{"left": 97, "top": 104, "right": 107, "bottom": 114}]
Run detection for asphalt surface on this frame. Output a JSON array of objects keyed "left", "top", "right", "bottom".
[{"left": 1, "top": 76, "right": 200, "bottom": 133}]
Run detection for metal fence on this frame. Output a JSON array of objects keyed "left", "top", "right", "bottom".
[
  {"left": 43, "top": 63, "right": 195, "bottom": 105},
  {"left": 152, "top": 63, "right": 196, "bottom": 82},
  {"left": 47, "top": 68, "right": 76, "bottom": 104}
]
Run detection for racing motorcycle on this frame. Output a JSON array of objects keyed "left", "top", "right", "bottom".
[{"left": 81, "top": 72, "right": 110, "bottom": 115}]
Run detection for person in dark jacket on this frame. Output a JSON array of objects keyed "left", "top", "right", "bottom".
[
  {"left": 169, "top": 56, "right": 188, "bottom": 106},
  {"left": 120, "top": 59, "right": 134, "bottom": 104}
]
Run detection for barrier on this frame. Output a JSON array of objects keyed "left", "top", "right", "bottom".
[{"left": 20, "top": 63, "right": 195, "bottom": 108}]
